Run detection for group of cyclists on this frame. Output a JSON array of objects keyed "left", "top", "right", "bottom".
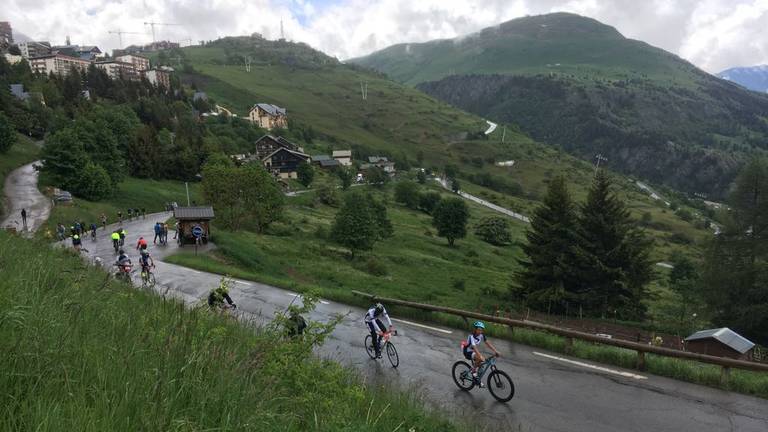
[
  {"left": 364, "top": 302, "right": 500, "bottom": 385},
  {"left": 68, "top": 213, "right": 502, "bottom": 386}
]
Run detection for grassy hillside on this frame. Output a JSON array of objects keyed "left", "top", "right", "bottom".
[
  {"left": 0, "top": 231, "right": 459, "bottom": 431},
  {"left": 156, "top": 38, "right": 713, "bottom": 260},
  {"left": 351, "top": 12, "right": 768, "bottom": 197}
]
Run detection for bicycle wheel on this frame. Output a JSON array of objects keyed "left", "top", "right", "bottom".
[
  {"left": 452, "top": 361, "right": 475, "bottom": 391},
  {"left": 148, "top": 272, "right": 156, "bottom": 288},
  {"left": 487, "top": 369, "right": 515, "bottom": 402},
  {"left": 385, "top": 342, "right": 399, "bottom": 368},
  {"left": 364, "top": 335, "right": 377, "bottom": 359}
]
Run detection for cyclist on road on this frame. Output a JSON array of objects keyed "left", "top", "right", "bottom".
[
  {"left": 462, "top": 321, "right": 500, "bottom": 387},
  {"left": 139, "top": 249, "right": 154, "bottom": 275},
  {"left": 111, "top": 230, "right": 120, "bottom": 252},
  {"left": 208, "top": 280, "right": 237, "bottom": 310},
  {"left": 136, "top": 236, "right": 148, "bottom": 251},
  {"left": 71, "top": 233, "right": 82, "bottom": 251},
  {"left": 119, "top": 228, "right": 127, "bottom": 247},
  {"left": 117, "top": 211, "right": 123, "bottom": 224},
  {"left": 90, "top": 222, "right": 97, "bottom": 239},
  {"left": 100, "top": 213, "right": 107, "bottom": 229},
  {"left": 364, "top": 303, "right": 394, "bottom": 359},
  {"left": 116, "top": 249, "right": 131, "bottom": 267}
]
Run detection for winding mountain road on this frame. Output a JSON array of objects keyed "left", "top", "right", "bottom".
[
  {"left": 1, "top": 162, "right": 51, "bottom": 234},
  {"left": 68, "top": 214, "right": 767, "bottom": 432}
]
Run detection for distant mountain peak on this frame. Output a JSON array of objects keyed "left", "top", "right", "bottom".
[{"left": 717, "top": 65, "right": 768, "bottom": 93}]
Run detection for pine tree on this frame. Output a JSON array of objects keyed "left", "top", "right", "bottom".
[
  {"left": 702, "top": 158, "right": 768, "bottom": 344},
  {"left": 515, "top": 176, "right": 581, "bottom": 313},
  {"left": 577, "top": 171, "right": 652, "bottom": 319}
]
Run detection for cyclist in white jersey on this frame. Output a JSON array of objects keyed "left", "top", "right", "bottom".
[
  {"left": 462, "top": 321, "right": 500, "bottom": 387},
  {"left": 364, "top": 303, "right": 394, "bottom": 358}
]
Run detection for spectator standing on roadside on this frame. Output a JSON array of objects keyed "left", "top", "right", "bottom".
[
  {"left": 118, "top": 211, "right": 123, "bottom": 224},
  {"left": 21, "top": 208, "right": 27, "bottom": 230},
  {"left": 127, "top": 208, "right": 132, "bottom": 220},
  {"left": 100, "top": 213, "right": 107, "bottom": 229},
  {"left": 141, "top": 208, "right": 146, "bottom": 219},
  {"left": 153, "top": 222, "right": 162, "bottom": 244},
  {"left": 56, "top": 223, "right": 65, "bottom": 241}
]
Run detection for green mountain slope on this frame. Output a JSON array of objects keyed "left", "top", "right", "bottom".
[
  {"left": 156, "top": 36, "right": 713, "bottom": 262},
  {"left": 350, "top": 12, "right": 698, "bottom": 86},
  {"left": 350, "top": 12, "right": 768, "bottom": 197}
]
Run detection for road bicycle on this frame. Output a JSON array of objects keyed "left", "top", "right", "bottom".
[
  {"left": 364, "top": 330, "right": 399, "bottom": 368},
  {"left": 452, "top": 354, "right": 515, "bottom": 402},
  {"left": 140, "top": 265, "right": 156, "bottom": 289}
]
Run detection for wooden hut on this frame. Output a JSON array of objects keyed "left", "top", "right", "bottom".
[
  {"left": 684, "top": 328, "right": 755, "bottom": 360},
  {"left": 174, "top": 206, "right": 215, "bottom": 245}
]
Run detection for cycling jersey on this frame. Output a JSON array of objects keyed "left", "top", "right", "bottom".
[
  {"left": 463, "top": 333, "right": 487, "bottom": 360},
  {"left": 364, "top": 306, "right": 392, "bottom": 327},
  {"left": 139, "top": 254, "right": 151, "bottom": 267},
  {"left": 136, "top": 238, "right": 148, "bottom": 249},
  {"left": 117, "top": 254, "right": 131, "bottom": 266}
]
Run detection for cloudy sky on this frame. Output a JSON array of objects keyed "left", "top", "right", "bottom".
[{"left": 3, "top": 0, "right": 768, "bottom": 73}]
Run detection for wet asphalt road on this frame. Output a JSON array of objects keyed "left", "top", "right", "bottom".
[
  {"left": 1, "top": 162, "right": 51, "bottom": 234},
  {"left": 69, "top": 214, "right": 768, "bottom": 432}
]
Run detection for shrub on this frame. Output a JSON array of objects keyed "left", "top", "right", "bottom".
[
  {"left": 418, "top": 191, "right": 442, "bottom": 214},
  {"left": 362, "top": 257, "right": 388, "bottom": 276},
  {"left": 394, "top": 180, "right": 420, "bottom": 209},
  {"left": 452, "top": 279, "right": 466, "bottom": 291},
  {"left": 474, "top": 216, "right": 512, "bottom": 246},
  {"left": 316, "top": 183, "right": 340, "bottom": 207}
]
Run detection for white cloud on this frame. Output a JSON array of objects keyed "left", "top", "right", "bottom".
[{"left": 3, "top": 0, "right": 768, "bottom": 72}]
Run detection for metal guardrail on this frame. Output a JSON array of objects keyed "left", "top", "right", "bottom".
[{"left": 351, "top": 291, "right": 768, "bottom": 381}]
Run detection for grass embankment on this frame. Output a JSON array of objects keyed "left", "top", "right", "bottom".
[
  {"left": 0, "top": 134, "right": 40, "bottom": 214},
  {"left": 167, "top": 185, "right": 527, "bottom": 312},
  {"left": 0, "top": 231, "right": 459, "bottom": 431},
  {"left": 38, "top": 176, "right": 203, "bottom": 237}
]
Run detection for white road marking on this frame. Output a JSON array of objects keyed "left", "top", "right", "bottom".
[
  {"left": 391, "top": 318, "right": 452, "bottom": 334},
  {"left": 235, "top": 280, "right": 251, "bottom": 285},
  {"left": 285, "top": 293, "right": 330, "bottom": 305},
  {"left": 189, "top": 270, "right": 202, "bottom": 274},
  {"left": 533, "top": 352, "right": 647, "bottom": 380}
]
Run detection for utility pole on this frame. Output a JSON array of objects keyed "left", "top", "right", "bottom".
[
  {"left": 280, "top": 19, "right": 285, "bottom": 41},
  {"left": 594, "top": 153, "right": 608, "bottom": 177}
]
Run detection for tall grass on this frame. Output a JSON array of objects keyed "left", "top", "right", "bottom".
[{"left": 0, "top": 232, "right": 458, "bottom": 431}]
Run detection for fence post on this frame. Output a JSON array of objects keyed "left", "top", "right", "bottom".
[
  {"left": 564, "top": 337, "right": 574, "bottom": 355},
  {"left": 636, "top": 351, "right": 646, "bottom": 371},
  {"left": 720, "top": 366, "right": 731, "bottom": 386}
]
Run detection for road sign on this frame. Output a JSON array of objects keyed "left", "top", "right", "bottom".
[{"left": 192, "top": 225, "right": 203, "bottom": 238}]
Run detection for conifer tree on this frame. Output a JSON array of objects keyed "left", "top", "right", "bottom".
[
  {"left": 515, "top": 176, "right": 581, "bottom": 313},
  {"left": 577, "top": 171, "right": 652, "bottom": 319}
]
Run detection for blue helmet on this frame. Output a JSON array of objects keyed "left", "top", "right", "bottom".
[{"left": 473, "top": 321, "right": 485, "bottom": 329}]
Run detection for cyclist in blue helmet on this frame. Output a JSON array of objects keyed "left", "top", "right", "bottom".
[{"left": 461, "top": 321, "right": 500, "bottom": 386}]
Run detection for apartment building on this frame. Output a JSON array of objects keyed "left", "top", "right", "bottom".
[
  {"left": 29, "top": 53, "right": 91, "bottom": 76},
  {"left": 94, "top": 60, "right": 139, "bottom": 81},
  {"left": 116, "top": 54, "right": 150, "bottom": 72}
]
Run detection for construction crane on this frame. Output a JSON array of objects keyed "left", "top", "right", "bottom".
[
  {"left": 143, "top": 22, "right": 181, "bottom": 42},
  {"left": 108, "top": 30, "right": 144, "bottom": 49}
]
